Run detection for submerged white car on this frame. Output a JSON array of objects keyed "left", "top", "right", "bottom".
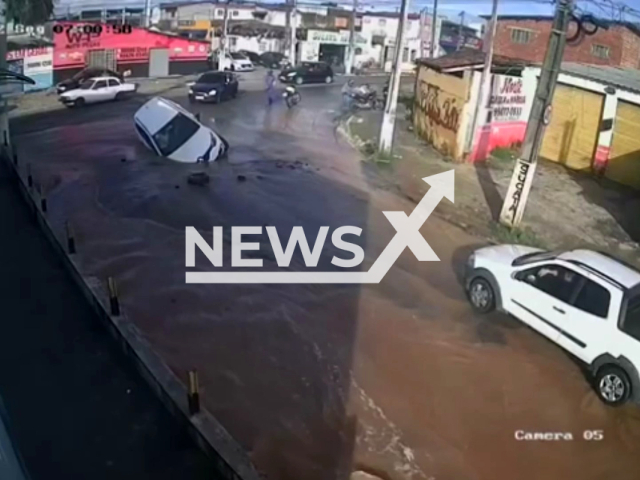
[
  {"left": 465, "top": 246, "right": 640, "bottom": 406},
  {"left": 134, "top": 97, "right": 229, "bottom": 163}
]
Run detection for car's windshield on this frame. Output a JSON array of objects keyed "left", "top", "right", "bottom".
[
  {"left": 230, "top": 53, "right": 245, "bottom": 60},
  {"left": 79, "top": 80, "right": 94, "bottom": 90},
  {"left": 152, "top": 113, "right": 200, "bottom": 157},
  {"left": 198, "top": 73, "right": 223, "bottom": 84}
]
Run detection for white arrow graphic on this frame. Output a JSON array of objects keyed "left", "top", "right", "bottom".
[{"left": 186, "top": 170, "right": 454, "bottom": 284}]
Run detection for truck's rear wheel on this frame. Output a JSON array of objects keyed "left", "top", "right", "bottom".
[
  {"left": 595, "top": 365, "right": 631, "bottom": 406},
  {"left": 467, "top": 277, "right": 496, "bottom": 314}
]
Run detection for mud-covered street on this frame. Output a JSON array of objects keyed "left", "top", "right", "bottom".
[{"left": 11, "top": 74, "right": 640, "bottom": 480}]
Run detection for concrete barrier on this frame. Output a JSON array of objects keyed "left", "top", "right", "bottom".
[{"left": 1, "top": 142, "right": 261, "bottom": 480}]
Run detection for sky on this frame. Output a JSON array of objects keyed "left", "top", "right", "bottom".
[{"left": 53, "top": 0, "right": 638, "bottom": 25}]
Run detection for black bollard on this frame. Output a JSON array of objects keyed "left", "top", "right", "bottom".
[
  {"left": 187, "top": 370, "right": 200, "bottom": 415},
  {"left": 27, "top": 164, "right": 33, "bottom": 188},
  {"left": 40, "top": 197, "right": 47, "bottom": 213},
  {"left": 12, "top": 144, "right": 17, "bottom": 166},
  {"left": 108, "top": 277, "right": 120, "bottom": 316},
  {"left": 65, "top": 222, "right": 76, "bottom": 254}
]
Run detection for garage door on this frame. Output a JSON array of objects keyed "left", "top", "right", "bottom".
[
  {"left": 149, "top": 48, "right": 169, "bottom": 78},
  {"left": 540, "top": 84, "right": 604, "bottom": 171},
  {"left": 606, "top": 100, "right": 640, "bottom": 189}
]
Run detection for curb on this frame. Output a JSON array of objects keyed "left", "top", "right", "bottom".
[{"left": 0, "top": 142, "right": 261, "bottom": 480}]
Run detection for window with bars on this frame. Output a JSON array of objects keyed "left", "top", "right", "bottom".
[
  {"left": 510, "top": 28, "right": 532, "bottom": 44},
  {"left": 592, "top": 44, "right": 610, "bottom": 59}
]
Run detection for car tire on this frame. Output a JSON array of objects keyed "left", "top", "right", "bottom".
[
  {"left": 595, "top": 365, "right": 632, "bottom": 406},
  {"left": 467, "top": 277, "right": 496, "bottom": 314},
  {"left": 219, "top": 135, "right": 230, "bottom": 157},
  {"left": 74, "top": 97, "right": 85, "bottom": 107},
  {"left": 295, "top": 76, "right": 303, "bottom": 86},
  {"left": 325, "top": 75, "right": 333, "bottom": 84},
  {"left": 115, "top": 92, "right": 125, "bottom": 101}
]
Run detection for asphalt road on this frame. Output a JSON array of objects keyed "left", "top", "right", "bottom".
[
  {"left": 10, "top": 75, "right": 640, "bottom": 480},
  {"left": 0, "top": 156, "right": 217, "bottom": 476}
]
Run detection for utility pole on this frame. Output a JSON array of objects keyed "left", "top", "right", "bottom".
[
  {"left": 429, "top": 0, "right": 438, "bottom": 58},
  {"left": 464, "top": 0, "right": 498, "bottom": 156},
  {"left": 499, "top": 0, "right": 573, "bottom": 227},
  {"left": 219, "top": 0, "right": 230, "bottom": 71},
  {"left": 346, "top": 0, "right": 358, "bottom": 75},
  {"left": 289, "top": 0, "right": 297, "bottom": 66},
  {"left": 0, "top": 0, "right": 8, "bottom": 147},
  {"left": 144, "top": 0, "right": 151, "bottom": 27},
  {"left": 457, "top": 11, "right": 465, "bottom": 51},
  {"left": 378, "top": 0, "right": 410, "bottom": 155}
]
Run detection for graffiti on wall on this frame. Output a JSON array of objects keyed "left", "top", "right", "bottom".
[
  {"left": 490, "top": 76, "right": 527, "bottom": 122},
  {"left": 413, "top": 68, "right": 468, "bottom": 159},
  {"left": 416, "top": 81, "right": 462, "bottom": 132}
]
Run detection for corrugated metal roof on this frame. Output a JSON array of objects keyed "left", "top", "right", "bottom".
[
  {"left": 560, "top": 63, "right": 640, "bottom": 94},
  {"left": 416, "top": 49, "right": 530, "bottom": 72}
]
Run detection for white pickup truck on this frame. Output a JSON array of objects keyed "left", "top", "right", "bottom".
[{"left": 59, "top": 76, "right": 138, "bottom": 107}]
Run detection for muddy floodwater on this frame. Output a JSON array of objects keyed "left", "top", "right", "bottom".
[{"left": 12, "top": 85, "right": 640, "bottom": 480}]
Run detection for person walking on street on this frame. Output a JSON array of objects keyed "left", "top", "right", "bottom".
[
  {"left": 342, "top": 79, "right": 355, "bottom": 112},
  {"left": 265, "top": 70, "right": 277, "bottom": 106}
]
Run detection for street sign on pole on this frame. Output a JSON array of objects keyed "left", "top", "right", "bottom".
[{"left": 499, "top": 0, "right": 573, "bottom": 228}]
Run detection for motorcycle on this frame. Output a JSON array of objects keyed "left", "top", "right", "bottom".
[
  {"left": 283, "top": 85, "right": 301, "bottom": 108},
  {"left": 351, "top": 85, "right": 383, "bottom": 110}
]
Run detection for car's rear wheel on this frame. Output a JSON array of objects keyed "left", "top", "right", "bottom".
[
  {"left": 74, "top": 97, "right": 85, "bottom": 107},
  {"left": 467, "top": 277, "right": 496, "bottom": 314},
  {"left": 595, "top": 365, "right": 631, "bottom": 406},
  {"left": 115, "top": 92, "right": 125, "bottom": 101},
  {"left": 219, "top": 135, "right": 230, "bottom": 157},
  {"left": 325, "top": 75, "right": 333, "bottom": 84},
  {"left": 295, "top": 76, "right": 303, "bottom": 85}
]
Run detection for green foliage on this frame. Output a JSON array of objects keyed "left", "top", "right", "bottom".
[
  {"left": 490, "top": 147, "right": 518, "bottom": 162},
  {"left": 490, "top": 223, "right": 546, "bottom": 249},
  {"left": 6, "top": 0, "right": 54, "bottom": 25}
]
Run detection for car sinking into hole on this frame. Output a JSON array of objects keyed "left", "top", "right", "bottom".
[{"left": 134, "top": 97, "right": 229, "bottom": 163}]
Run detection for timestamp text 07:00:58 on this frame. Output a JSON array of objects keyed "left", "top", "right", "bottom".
[{"left": 52, "top": 24, "right": 133, "bottom": 35}]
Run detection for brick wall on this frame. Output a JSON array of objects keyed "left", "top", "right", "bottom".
[
  {"left": 493, "top": 18, "right": 640, "bottom": 68},
  {"left": 620, "top": 29, "right": 640, "bottom": 69}
]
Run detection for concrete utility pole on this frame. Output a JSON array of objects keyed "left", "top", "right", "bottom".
[
  {"left": 346, "top": 0, "right": 358, "bottom": 75},
  {"left": 457, "top": 11, "right": 465, "bottom": 51},
  {"left": 378, "top": 0, "right": 410, "bottom": 155},
  {"left": 289, "top": 0, "right": 297, "bottom": 66},
  {"left": 144, "top": 0, "right": 152, "bottom": 27},
  {"left": 219, "top": 0, "right": 230, "bottom": 71},
  {"left": 429, "top": 0, "right": 438, "bottom": 58},
  {"left": 464, "top": 0, "right": 498, "bottom": 155},
  {"left": 0, "top": 0, "right": 8, "bottom": 146},
  {"left": 499, "top": 0, "right": 573, "bottom": 227}
]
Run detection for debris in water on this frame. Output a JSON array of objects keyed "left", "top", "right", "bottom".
[
  {"left": 121, "top": 158, "right": 127, "bottom": 162},
  {"left": 256, "top": 175, "right": 264, "bottom": 180},
  {"left": 187, "top": 172, "right": 210, "bottom": 186},
  {"left": 237, "top": 175, "right": 247, "bottom": 182}
]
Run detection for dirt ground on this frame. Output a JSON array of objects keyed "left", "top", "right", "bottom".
[
  {"left": 11, "top": 81, "right": 640, "bottom": 480},
  {"left": 344, "top": 109, "right": 640, "bottom": 267}
]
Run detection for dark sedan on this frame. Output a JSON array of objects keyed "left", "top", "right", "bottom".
[
  {"left": 56, "top": 67, "right": 123, "bottom": 94},
  {"left": 259, "top": 51, "right": 288, "bottom": 69},
  {"left": 188, "top": 71, "right": 238, "bottom": 103},
  {"left": 279, "top": 62, "right": 334, "bottom": 85},
  {"left": 238, "top": 50, "right": 261, "bottom": 64}
]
